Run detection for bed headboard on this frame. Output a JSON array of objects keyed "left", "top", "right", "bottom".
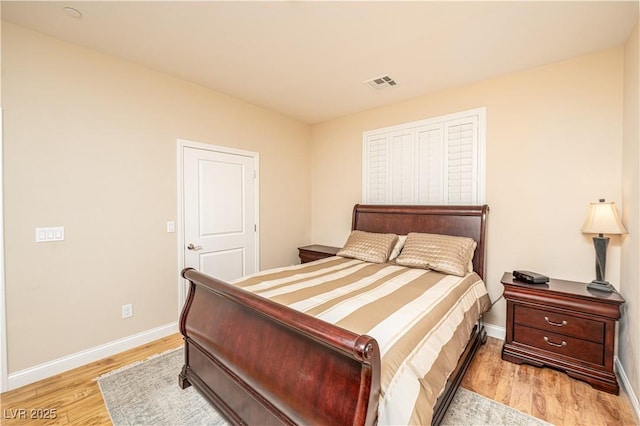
[{"left": 351, "top": 204, "right": 489, "bottom": 280}]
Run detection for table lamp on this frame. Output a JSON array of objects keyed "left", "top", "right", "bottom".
[{"left": 581, "top": 199, "right": 627, "bottom": 292}]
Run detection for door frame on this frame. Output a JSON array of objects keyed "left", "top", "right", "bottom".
[
  {"left": 176, "top": 139, "right": 259, "bottom": 313},
  {"left": 0, "top": 109, "right": 7, "bottom": 392}
]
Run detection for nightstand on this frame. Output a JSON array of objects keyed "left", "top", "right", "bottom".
[
  {"left": 501, "top": 272, "right": 624, "bottom": 394},
  {"left": 298, "top": 245, "right": 341, "bottom": 263}
]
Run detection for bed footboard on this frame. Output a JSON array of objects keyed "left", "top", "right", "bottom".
[{"left": 179, "top": 268, "right": 381, "bottom": 425}]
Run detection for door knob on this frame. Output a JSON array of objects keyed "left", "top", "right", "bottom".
[{"left": 187, "top": 243, "right": 203, "bottom": 251}]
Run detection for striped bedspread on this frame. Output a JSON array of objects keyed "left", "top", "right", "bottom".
[{"left": 232, "top": 256, "right": 491, "bottom": 425}]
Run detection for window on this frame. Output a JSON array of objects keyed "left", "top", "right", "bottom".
[{"left": 362, "top": 107, "right": 486, "bottom": 205}]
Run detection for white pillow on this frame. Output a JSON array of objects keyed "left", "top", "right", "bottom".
[{"left": 388, "top": 235, "right": 407, "bottom": 261}]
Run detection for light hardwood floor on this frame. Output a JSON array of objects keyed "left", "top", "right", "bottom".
[
  {"left": 0, "top": 334, "right": 637, "bottom": 425},
  {"left": 463, "top": 337, "right": 638, "bottom": 426},
  {"left": 0, "top": 334, "right": 183, "bottom": 425}
]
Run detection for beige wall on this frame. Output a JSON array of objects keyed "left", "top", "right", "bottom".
[
  {"left": 621, "top": 19, "right": 640, "bottom": 408},
  {"left": 310, "top": 48, "right": 624, "bottom": 330},
  {"left": 2, "top": 22, "right": 311, "bottom": 372}
]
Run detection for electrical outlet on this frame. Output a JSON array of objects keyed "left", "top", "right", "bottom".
[{"left": 122, "top": 304, "right": 133, "bottom": 319}]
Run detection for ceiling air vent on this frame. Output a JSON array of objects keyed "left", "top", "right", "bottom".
[{"left": 363, "top": 74, "right": 397, "bottom": 90}]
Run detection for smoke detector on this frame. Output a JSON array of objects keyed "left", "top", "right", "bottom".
[
  {"left": 63, "top": 7, "right": 83, "bottom": 19},
  {"left": 363, "top": 74, "right": 397, "bottom": 90}
]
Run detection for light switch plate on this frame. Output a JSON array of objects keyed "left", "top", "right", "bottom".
[{"left": 35, "top": 227, "right": 64, "bottom": 242}]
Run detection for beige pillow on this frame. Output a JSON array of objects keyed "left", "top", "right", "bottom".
[
  {"left": 337, "top": 231, "right": 398, "bottom": 264},
  {"left": 396, "top": 232, "right": 477, "bottom": 276}
]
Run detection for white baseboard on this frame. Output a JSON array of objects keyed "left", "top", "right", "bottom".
[
  {"left": 616, "top": 357, "right": 640, "bottom": 424},
  {"left": 484, "top": 322, "right": 506, "bottom": 340},
  {"left": 7, "top": 322, "right": 178, "bottom": 391}
]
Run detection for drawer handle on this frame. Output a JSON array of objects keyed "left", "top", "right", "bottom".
[
  {"left": 544, "top": 316, "right": 567, "bottom": 327},
  {"left": 544, "top": 336, "right": 567, "bottom": 348}
]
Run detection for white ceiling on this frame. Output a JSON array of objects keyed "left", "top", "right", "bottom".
[{"left": 2, "top": 1, "right": 638, "bottom": 124}]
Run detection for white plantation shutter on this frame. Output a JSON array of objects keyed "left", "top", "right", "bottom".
[
  {"left": 364, "top": 132, "right": 390, "bottom": 203},
  {"left": 363, "top": 108, "right": 485, "bottom": 205},
  {"left": 390, "top": 130, "right": 415, "bottom": 204},
  {"left": 445, "top": 117, "right": 478, "bottom": 204},
  {"left": 415, "top": 124, "right": 444, "bottom": 204}
]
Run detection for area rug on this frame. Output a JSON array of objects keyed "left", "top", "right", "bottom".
[{"left": 97, "top": 348, "right": 551, "bottom": 426}]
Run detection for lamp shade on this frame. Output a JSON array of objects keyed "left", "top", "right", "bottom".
[{"left": 581, "top": 200, "right": 627, "bottom": 235}]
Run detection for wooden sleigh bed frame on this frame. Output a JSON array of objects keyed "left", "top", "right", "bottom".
[{"left": 179, "top": 204, "right": 489, "bottom": 425}]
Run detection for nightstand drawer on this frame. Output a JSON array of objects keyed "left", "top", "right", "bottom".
[
  {"left": 513, "top": 324, "right": 604, "bottom": 365},
  {"left": 514, "top": 305, "right": 604, "bottom": 343}
]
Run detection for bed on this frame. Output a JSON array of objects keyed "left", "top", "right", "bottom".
[{"left": 179, "top": 204, "right": 490, "bottom": 425}]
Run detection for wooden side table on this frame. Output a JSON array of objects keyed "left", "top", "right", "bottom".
[
  {"left": 501, "top": 272, "right": 624, "bottom": 394},
  {"left": 298, "top": 245, "right": 341, "bottom": 264}
]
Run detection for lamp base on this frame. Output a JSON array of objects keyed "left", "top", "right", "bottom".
[{"left": 587, "top": 280, "right": 615, "bottom": 293}]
